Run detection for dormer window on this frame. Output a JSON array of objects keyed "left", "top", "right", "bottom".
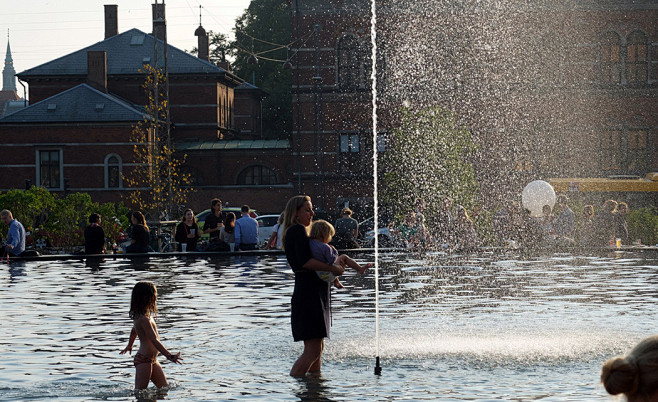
[{"left": 130, "top": 35, "right": 145, "bottom": 45}]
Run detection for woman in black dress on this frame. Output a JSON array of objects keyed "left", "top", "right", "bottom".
[{"left": 281, "top": 195, "right": 345, "bottom": 377}]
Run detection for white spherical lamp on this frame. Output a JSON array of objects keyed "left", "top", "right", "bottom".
[{"left": 521, "top": 180, "right": 556, "bottom": 217}]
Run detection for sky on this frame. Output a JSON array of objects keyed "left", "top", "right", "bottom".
[{"left": 0, "top": 0, "right": 252, "bottom": 77}]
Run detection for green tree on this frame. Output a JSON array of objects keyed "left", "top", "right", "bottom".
[
  {"left": 0, "top": 188, "right": 129, "bottom": 248},
  {"left": 381, "top": 106, "right": 479, "bottom": 222},
  {"left": 123, "top": 64, "right": 193, "bottom": 219},
  {"left": 231, "top": 0, "right": 292, "bottom": 138},
  {"left": 0, "top": 187, "right": 56, "bottom": 231},
  {"left": 190, "top": 31, "right": 236, "bottom": 65}
]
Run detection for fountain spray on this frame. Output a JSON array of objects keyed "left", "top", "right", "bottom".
[{"left": 370, "top": 0, "right": 382, "bottom": 377}]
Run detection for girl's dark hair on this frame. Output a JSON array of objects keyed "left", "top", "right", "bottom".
[
  {"left": 224, "top": 212, "right": 236, "bottom": 234},
  {"left": 89, "top": 213, "right": 100, "bottom": 224},
  {"left": 129, "top": 281, "right": 157, "bottom": 319},
  {"left": 180, "top": 208, "right": 197, "bottom": 224},
  {"left": 132, "top": 211, "right": 149, "bottom": 231}
]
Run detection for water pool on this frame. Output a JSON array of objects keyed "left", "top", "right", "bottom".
[{"left": 1, "top": 250, "right": 656, "bottom": 401}]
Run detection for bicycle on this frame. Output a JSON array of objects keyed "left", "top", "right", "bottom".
[{"left": 157, "top": 231, "right": 178, "bottom": 253}]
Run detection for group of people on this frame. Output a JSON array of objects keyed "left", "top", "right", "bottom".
[
  {"left": 81, "top": 199, "right": 262, "bottom": 255},
  {"left": 120, "top": 195, "right": 371, "bottom": 389},
  {"left": 384, "top": 197, "right": 480, "bottom": 252},
  {"left": 493, "top": 195, "right": 632, "bottom": 249}
]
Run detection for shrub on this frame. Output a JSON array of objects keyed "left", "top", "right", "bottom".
[{"left": 628, "top": 207, "right": 658, "bottom": 246}]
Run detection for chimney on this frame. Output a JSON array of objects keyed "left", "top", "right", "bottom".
[
  {"left": 87, "top": 51, "right": 107, "bottom": 92},
  {"left": 195, "top": 25, "right": 209, "bottom": 61},
  {"left": 152, "top": 3, "right": 166, "bottom": 42},
  {"left": 104, "top": 5, "right": 118, "bottom": 39}
]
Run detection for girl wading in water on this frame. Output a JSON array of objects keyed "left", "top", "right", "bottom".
[
  {"left": 281, "top": 195, "right": 345, "bottom": 377},
  {"left": 120, "top": 281, "right": 182, "bottom": 389}
]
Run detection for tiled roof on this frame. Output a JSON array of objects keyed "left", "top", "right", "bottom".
[
  {"left": 0, "top": 90, "right": 20, "bottom": 102},
  {"left": 176, "top": 139, "right": 291, "bottom": 150},
  {"left": 18, "top": 28, "right": 230, "bottom": 77},
  {"left": 0, "top": 84, "right": 146, "bottom": 123}
]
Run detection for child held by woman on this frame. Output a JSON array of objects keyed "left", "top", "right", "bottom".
[{"left": 309, "top": 219, "right": 371, "bottom": 287}]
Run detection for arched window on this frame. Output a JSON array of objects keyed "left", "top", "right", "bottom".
[
  {"left": 105, "top": 154, "right": 122, "bottom": 188},
  {"left": 337, "top": 35, "right": 362, "bottom": 91},
  {"left": 237, "top": 165, "right": 278, "bottom": 185},
  {"left": 626, "top": 31, "right": 648, "bottom": 84},
  {"left": 599, "top": 31, "right": 622, "bottom": 84}
]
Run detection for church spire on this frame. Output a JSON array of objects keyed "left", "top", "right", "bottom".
[{"left": 3, "top": 30, "right": 17, "bottom": 92}]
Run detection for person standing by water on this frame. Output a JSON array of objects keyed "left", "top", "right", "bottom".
[
  {"left": 120, "top": 281, "right": 182, "bottom": 390},
  {"left": 332, "top": 207, "right": 360, "bottom": 249},
  {"left": 593, "top": 199, "right": 618, "bottom": 246},
  {"left": 219, "top": 212, "right": 236, "bottom": 250},
  {"left": 553, "top": 195, "right": 575, "bottom": 241},
  {"left": 1, "top": 209, "right": 26, "bottom": 257},
  {"left": 126, "top": 211, "right": 150, "bottom": 253},
  {"left": 175, "top": 209, "right": 200, "bottom": 252},
  {"left": 234, "top": 205, "right": 259, "bottom": 251},
  {"left": 84, "top": 213, "right": 106, "bottom": 254},
  {"left": 282, "top": 195, "right": 345, "bottom": 377},
  {"left": 202, "top": 198, "right": 226, "bottom": 251},
  {"left": 615, "top": 202, "right": 630, "bottom": 245}
]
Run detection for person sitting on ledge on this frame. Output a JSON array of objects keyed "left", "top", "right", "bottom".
[
  {"left": 602, "top": 334, "right": 658, "bottom": 401},
  {"left": 1, "top": 209, "right": 26, "bottom": 257}
]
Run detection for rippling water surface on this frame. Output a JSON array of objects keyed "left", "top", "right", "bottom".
[{"left": 1, "top": 250, "right": 657, "bottom": 401}]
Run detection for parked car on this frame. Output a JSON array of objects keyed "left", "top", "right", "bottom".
[
  {"left": 255, "top": 214, "right": 281, "bottom": 247},
  {"left": 358, "top": 216, "right": 394, "bottom": 247},
  {"left": 363, "top": 227, "right": 399, "bottom": 248},
  {"left": 196, "top": 207, "right": 258, "bottom": 240}
]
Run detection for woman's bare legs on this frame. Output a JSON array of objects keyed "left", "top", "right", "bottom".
[
  {"left": 290, "top": 338, "right": 324, "bottom": 377},
  {"left": 308, "top": 338, "right": 324, "bottom": 374}
]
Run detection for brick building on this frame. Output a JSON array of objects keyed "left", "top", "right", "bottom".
[
  {"left": 0, "top": 4, "right": 294, "bottom": 213},
  {"left": 289, "top": 0, "right": 657, "bottom": 210},
  {"left": 1, "top": 1, "right": 655, "bottom": 217}
]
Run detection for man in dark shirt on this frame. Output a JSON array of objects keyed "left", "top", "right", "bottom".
[
  {"left": 203, "top": 198, "right": 225, "bottom": 243},
  {"left": 84, "top": 213, "right": 106, "bottom": 254}
]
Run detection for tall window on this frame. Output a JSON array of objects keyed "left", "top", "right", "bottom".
[
  {"left": 337, "top": 35, "right": 362, "bottom": 91},
  {"left": 237, "top": 165, "right": 277, "bottom": 185},
  {"left": 340, "top": 133, "right": 360, "bottom": 153},
  {"left": 600, "top": 130, "right": 622, "bottom": 171},
  {"left": 627, "top": 129, "right": 648, "bottom": 173},
  {"left": 600, "top": 126, "right": 653, "bottom": 174},
  {"left": 599, "top": 32, "right": 622, "bottom": 84},
  {"left": 39, "top": 150, "right": 61, "bottom": 189},
  {"left": 626, "top": 31, "right": 648, "bottom": 84},
  {"left": 105, "top": 154, "right": 122, "bottom": 188}
]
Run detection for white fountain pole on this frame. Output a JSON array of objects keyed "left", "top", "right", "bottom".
[{"left": 370, "top": 0, "right": 381, "bottom": 376}]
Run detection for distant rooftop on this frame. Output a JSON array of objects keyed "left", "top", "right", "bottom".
[
  {"left": 0, "top": 83, "right": 146, "bottom": 123},
  {"left": 18, "top": 28, "right": 235, "bottom": 78},
  {"left": 176, "top": 139, "right": 291, "bottom": 150}
]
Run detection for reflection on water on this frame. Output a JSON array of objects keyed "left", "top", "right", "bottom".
[{"left": 0, "top": 250, "right": 656, "bottom": 400}]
